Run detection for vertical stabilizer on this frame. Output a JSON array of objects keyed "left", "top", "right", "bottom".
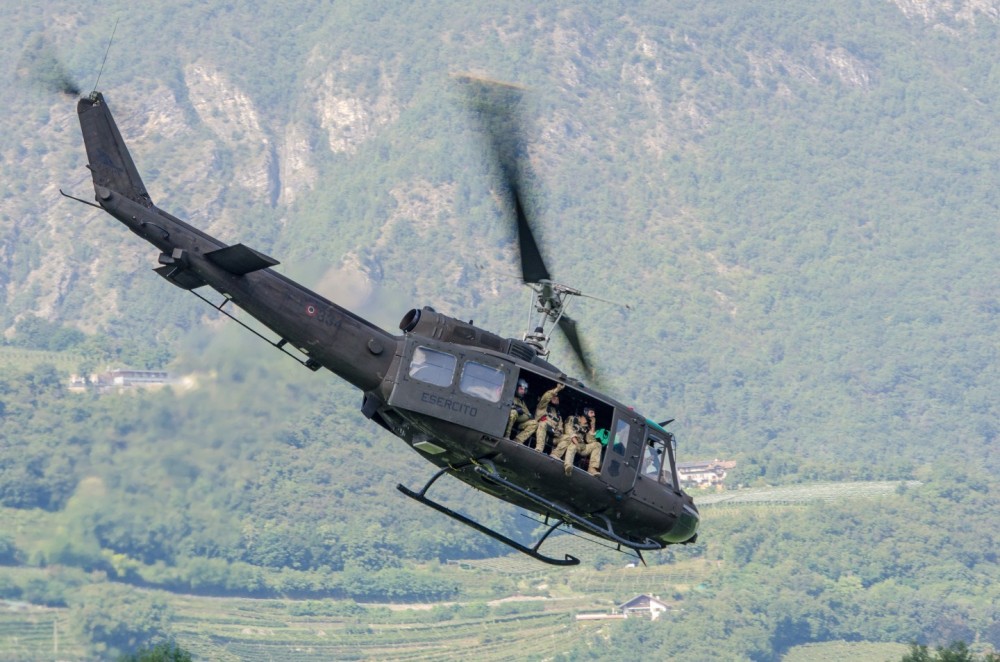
[{"left": 77, "top": 92, "right": 153, "bottom": 207}]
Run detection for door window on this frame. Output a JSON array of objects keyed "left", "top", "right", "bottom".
[
  {"left": 611, "top": 419, "right": 630, "bottom": 456},
  {"left": 606, "top": 419, "right": 631, "bottom": 477}
]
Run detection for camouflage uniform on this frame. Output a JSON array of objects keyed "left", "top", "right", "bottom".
[
  {"left": 514, "top": 385, "right": 563, "bottom": 451},
  {"left": 552, "top": 415, "right": 602, "bottom": 476},
  {"left": 505, "top": 393, "right": 530, "bottom": 438}
]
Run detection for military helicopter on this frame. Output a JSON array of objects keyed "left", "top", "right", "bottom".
[{"left": 63, "top": 78, "right": 699, "bottom": 566}]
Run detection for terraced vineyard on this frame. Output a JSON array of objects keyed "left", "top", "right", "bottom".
[
  {"left": 695, "top": 481, "right": 921, "bottom": 507},
  {"left": 168, "top": 595, "right": 603, "bottom": 661},
  {"left": 0, "top": 603, "right": 86, "bottom": 661},
  {"left": 562, "top": 560, "right": 714, "bottom": 597},
  {"left": 782, "top": 640, "right": 910, "bottom": 661}
]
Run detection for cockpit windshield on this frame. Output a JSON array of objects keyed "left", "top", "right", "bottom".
[
  {"left": 641, "top": 441, "right": 663, "bottom": 477},
  {"left": 642, "top": 434, "right": 676, "bottom": 489}
]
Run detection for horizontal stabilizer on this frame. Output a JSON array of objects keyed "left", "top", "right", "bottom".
[
  {"left": 153, "top": 265, "right": 207, "bottom": 290},
  {"left": 205, "top": 243, "right": 279, "bottom": 275}
]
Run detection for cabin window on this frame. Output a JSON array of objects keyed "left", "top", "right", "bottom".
[
  {"left": 408, "top": 347, "right": 456, "bottom": 387},
  {"left": 459, "top": 362, "right": 505, "bottom": 402}
]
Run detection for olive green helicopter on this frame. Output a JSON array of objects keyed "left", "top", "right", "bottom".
[{"left": 62, "top": 73, "right": 699, "bottom": 566}]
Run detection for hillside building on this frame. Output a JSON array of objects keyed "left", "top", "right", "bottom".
[
  {"left": 618, "top": 594, "right": 671, "bottom": 620},
  {"left": 70, "top": 369, "right": 170, "bottom": 392},
  {"left": 575, "top": 594, "right": 673, "bottom": 622},
  {"left": 677, "top": 459, "right": 736, "bottom": 486}
]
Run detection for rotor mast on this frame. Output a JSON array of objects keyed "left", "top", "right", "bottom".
[{"left": 522, "top": 281, "right": 580, "bottom": 358}]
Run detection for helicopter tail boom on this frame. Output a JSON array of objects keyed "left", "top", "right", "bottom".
[{"left": 74, "top": 92, "right": 399, "bottom": 394}]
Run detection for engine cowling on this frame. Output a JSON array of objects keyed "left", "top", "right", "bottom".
[{"left": 399, "top": 306, "right": 545, "bottom": 366}]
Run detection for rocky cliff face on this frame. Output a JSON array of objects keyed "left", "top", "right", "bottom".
[
  {"left": 2, "top": 0, "right": 997, "bottom": 340},
  {"left": 890, "top": 0, "right": 999, "bottom": 30},
  {"left": 1, "top": 47, "right": 405, "bottom": 333}
]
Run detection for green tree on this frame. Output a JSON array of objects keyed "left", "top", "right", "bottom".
[
  {"left": 10, "top": 314, "right": 85, "bottom": 350},
  {"left": 68, "top": 584, "right": 173, "bottom": 658},
  {"left": 118, "top": 641, "right": 193, "bottom": 662},
  {"left": 900, "top": 642, "right": 1000, "bottom": 662}
]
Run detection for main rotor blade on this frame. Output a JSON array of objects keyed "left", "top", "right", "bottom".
[
  {"left": 458, "top": 74, "right": 550, "bottom": 284},
  {"left": 513, "top": 189, "right": 550, "bottom": 283},
  {"left": 557, "top": 314, "right": 591, "bottom": 377}
]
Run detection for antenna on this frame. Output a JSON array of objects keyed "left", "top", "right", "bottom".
[{"left": 91, "top": 17, "right": 119, "bottom": 95}]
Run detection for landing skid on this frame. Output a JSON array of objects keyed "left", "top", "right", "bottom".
[
  {"left": 472, "top": 465, "right": 664, "bottom": 553},
  {"left": 397, "top": 466, "right": 580, "bottom": 566}
]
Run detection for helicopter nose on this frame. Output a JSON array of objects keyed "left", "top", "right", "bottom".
[{"left": 657, "top": 503, "right": 700, "bottom": 544}]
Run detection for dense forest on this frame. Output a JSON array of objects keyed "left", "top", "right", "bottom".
[{"left": 1, "top": 0, "right": 997, "bottom": 659}]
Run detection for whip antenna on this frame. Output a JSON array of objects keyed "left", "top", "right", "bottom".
[{"left": 91, "top": 17, "right": 119, "bottom": 95}]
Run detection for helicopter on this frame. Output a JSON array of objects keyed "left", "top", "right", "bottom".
[{"left": 63, "top": 79, "right": 699, "bottom": 566}]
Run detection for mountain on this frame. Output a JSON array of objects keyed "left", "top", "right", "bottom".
[{"left": 0, "top": 1, "right": 997, "bottom": 658}]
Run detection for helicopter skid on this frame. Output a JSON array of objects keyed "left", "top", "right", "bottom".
[
  {"left": 397, "top": 466, "right": 579, "bottom": 566},
  {"left": 471, "top": 465, "right": 665, "bottom": 552}
]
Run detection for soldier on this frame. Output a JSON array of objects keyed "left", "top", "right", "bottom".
[
  {"left": 552, "top": 409, "right": 601, "bottom": 476},
  {"left": 505, "top": 379, "right": 531, "bottom": 438},
  {"left": 577, "top": 410, "right": 604, "bottom": 476},
  {"left": 514, "top": 383, "right": 564, "bottom": 451}
]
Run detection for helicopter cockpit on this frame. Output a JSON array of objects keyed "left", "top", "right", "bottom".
[{"left": 640, "top": 425, "right": 680, "bottom": 492}]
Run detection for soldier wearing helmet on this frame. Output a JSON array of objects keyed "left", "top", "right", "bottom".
[
  {"left": 552, "top": 408, "right": 601, "bottom": 476},
  {"left": 505, "top": 378, "right": 531, "bottom": 438},
  {"left": 515, "top": 383, "right": 564, "bottom": 451}
]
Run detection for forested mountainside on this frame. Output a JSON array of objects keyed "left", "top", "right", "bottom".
[{"left": 0, "top": 1, "right": 997, "bottom": 659}]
